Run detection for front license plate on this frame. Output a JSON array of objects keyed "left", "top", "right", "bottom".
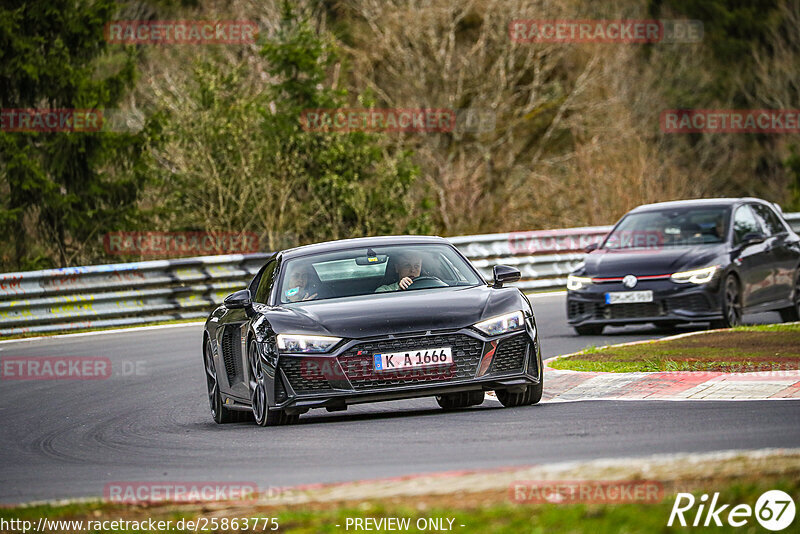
[
  {"left": 605, "top": 291, "right": 654, "bottom": 304},
  {"left": 374, "top": 347, "right": 452, "bottom": 371}
]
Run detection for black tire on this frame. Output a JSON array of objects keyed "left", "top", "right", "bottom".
[
  {"left": 204, "top": 338, "right": 250, "bottom": 424},
  {"left": 778, "top": 270, "right": 800, "bottom": 322},
  {"left": 711, "top": 274, "right": 743, "bottom": 329},
  {"left": 574, "top": 324, "right": 604, "bottom": 335},
  {"left": 496, "top": 380, "right": 543, "bottom": 407},
  {"left": 436, "top": 390, "right": 485, "bottom": 410},
  {"left": 248, "top": 341, "right": 298, "bottom": 427}
]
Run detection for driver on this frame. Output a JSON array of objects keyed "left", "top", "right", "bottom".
[
  {"left": 375, "top": 250, "right": 422, "bottom": 292},
  {"left": 713, "top": 214, "right": 727, "bottom": 240}
]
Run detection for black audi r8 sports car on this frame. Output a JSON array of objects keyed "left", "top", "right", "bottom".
[
  {"left": 203, "top": 235, "right": 543, "bottom": 425},
  {"left": 567, "top": 198, "right": 800, "bottom": 335}
]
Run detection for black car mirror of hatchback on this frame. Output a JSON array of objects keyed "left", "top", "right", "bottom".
[
  {"left": 740, "top": 231, "right": 767, "bottom": 247},
  {"left": 224, "top": 289, "right": 253, "bottom": 310},
  {"left": 493, "top": 265, "right": 521, "bottom": 288},
  {"left": 584, "top": 242, "right": 600, "bottom": 253}
]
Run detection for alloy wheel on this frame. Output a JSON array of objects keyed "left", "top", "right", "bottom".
[
  {"left": 794, "top": 274, "right": 800, "bottom": 317},
  {"left": 248, "top": 342, "right": 267, "bottom": 424},
  {"left": 724, "top": 276, "right": 743, "bottom": 327},
  {"left": 204, "top": 339, "right": 219, "bottom": 419}
]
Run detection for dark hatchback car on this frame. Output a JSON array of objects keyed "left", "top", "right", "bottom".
[
  {"left": 567, "top": 198, "right": 800, "bottom": 335},
  {"left": 203, "top": 235, "right": 543, "bottom": 426}
]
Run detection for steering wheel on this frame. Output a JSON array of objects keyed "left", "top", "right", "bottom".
[{"left": 407, "top": 276, "right": 448, "bottom": 289}]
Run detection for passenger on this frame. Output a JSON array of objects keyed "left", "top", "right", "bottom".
[
  {"left": 375, "top": 251, "right": 423, "bottom": 292},
  {"left": 285, "top": 265, "right": 318, "bottom": 302}
]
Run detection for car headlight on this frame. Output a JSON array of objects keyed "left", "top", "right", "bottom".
[
  {"left": 276, "top": 334, "right": 341, "bottom": 353},
  {"left": 670, "top": 265, "right": 720, "bottom": 284},
  {"left": 567, "top": 274, "right": 593, "bottom": 291},
  {"left": 473, "top": 311, "right": 525, "bottom": 336}
]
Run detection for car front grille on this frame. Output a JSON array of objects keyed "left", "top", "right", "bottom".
[
  {"left": 338, "top": 333, "right": 484, "bottom": 391},
  {"left": 596, "top": 302, "right": 666, "bottom": 319},
  {"left": 489, "top": 333, "right": 529, "bottom": 374},
  {"left": 568, "top": 300, "right": 591, "bottom": 319},
  {"left": 279, "top": 357, "right": 335, "bottom": 393},
  {"left": 666, "top": 294, "right": 711, "bottom": 313},
  {"left": 274, "top": 372, "right": 288, "bottom": 402}
]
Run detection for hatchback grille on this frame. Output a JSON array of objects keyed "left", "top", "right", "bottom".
[
  {"left": 666, "top": 294, "right": 710, "bottom": 313},
  {"left": 597, "top": 302, "right": 665, "bottom": 319},
  {"left": 568, "top": 300, "right": 593, "bottom": 319},
  {"left": 489, "top": 333, "right": 529, "bottom": 374},
  {"left": 338, "top": 333, "right": 483, "bottom": 391}
]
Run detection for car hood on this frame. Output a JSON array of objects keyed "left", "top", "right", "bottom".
[
  {"left": 262, "top": 285, "right": 522, "bottom": 339},
  {"left": 583, "top": 245, "right": 726, "bottom": 277}
]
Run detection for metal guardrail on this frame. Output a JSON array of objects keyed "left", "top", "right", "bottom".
[{"left": 1, "top": 214, "right": 798, "bottom": 336}]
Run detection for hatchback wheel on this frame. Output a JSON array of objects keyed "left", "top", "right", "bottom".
[
  {"left": 711, "top": 275, "right": 742, "bottom": 329},
  {"left": 778, "top": 270, "right": 800, "bottom": 322}
]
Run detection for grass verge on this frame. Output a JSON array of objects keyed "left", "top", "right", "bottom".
[
  {"left": 1, "top": 477, "right": 796, "bottom": 533},
  {"left": 2, "top": 452, "right": 798, "bottom": 533},
  {"left": 549, "top": 323, "right": 800, "bottom": 373}
]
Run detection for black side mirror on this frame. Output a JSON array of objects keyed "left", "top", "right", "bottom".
[
  {"left": 493, "top": 265, "right": 521, "bottom": 288},
  {"left": 741, "top": 232, "right": 766, "bottom": 246},
  {"left": 584, "top": 242, "right": 600, "bottom": 253},
  {"left": 224, "top": 289, "right": 252, "bottom": 310}
]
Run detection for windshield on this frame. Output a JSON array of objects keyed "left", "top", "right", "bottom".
[
  {"left": 603, "top": 206, "right": 731, "bottom": 249},
  {"left": 278, "top": 244, "right": 484, "bottom": 304}
]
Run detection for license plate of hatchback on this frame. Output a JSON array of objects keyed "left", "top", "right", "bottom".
[
  {"left": 605, "top": 291, "right": 653, "bottom": 304},
  {"left": 374, "top": 347, "right": 452, "bottom": 371}
]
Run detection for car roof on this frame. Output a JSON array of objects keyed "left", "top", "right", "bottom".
[
  {"left": 628, "top": 197, "right": 772, "bottom": 213},
  {"left": 280, "top": 235, "right": 451, "bottom": 259}
]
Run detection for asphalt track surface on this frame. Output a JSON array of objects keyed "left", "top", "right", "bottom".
[{"left": 0, "top": 293, "right": 798, "bottom": 504}]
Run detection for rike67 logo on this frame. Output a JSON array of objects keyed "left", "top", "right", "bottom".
[{"left": 668, "top": 490, "right": 795, "bottom": 531}]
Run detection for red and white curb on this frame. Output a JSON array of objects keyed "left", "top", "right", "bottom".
[{"left": 540, "top": 329, "right": 800, "bottom": 402}]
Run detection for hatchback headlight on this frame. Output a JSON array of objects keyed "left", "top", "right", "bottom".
[
  {"left": 567, "top": 274, "right": 593, "bottom": 291},
  {"left": 670, "top": 265, "right": 720, "bottom": 284},
  {"left": 474, "top": 311, "right": 525, "bottom": 336},
  {"left": 276, "top": 334, "right": 341, "bottom": 353}
]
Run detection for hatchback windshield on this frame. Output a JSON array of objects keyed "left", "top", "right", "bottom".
[
  {"left": 602, "top": 207, "right": 731, "bottom": 249},
  {"left": 278, "top": 244, "right": 484, "bottom": 303}
]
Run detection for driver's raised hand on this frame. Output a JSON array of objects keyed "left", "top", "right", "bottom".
[{"left": 399, "top": 276, "right": 414, "bottom": 290}]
